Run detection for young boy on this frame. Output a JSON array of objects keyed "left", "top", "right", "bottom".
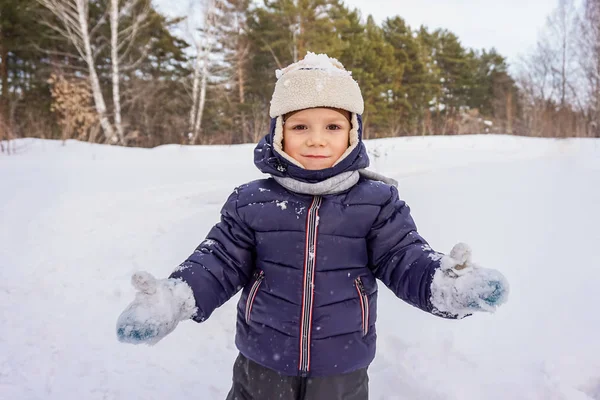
[{"left": 116, "top": 53, "right": 509, "bottom": 400}]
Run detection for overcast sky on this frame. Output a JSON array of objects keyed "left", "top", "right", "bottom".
[
  {"left": 344, "top": 0, "right": 558, "bottom": 66},
  {"left": 155, "top": 0, "right": 560, "bottom": 68}
]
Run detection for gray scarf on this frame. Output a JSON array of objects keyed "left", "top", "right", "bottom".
[{"left": 272, "top": 169, "right": 398, "bottom": 195}]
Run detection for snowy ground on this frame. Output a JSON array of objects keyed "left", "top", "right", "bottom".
[{"left": 1, "top": 135, "right": 599, "bottom": 400}]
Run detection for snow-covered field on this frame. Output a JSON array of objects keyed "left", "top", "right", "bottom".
[{"left": 1, "top": 135, "right": 599, "bottom": 400}]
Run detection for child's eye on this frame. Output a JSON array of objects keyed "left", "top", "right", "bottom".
[
  {"left": 327, "top": 124, "right": 342, "bottom": 130},
  {"left": 291, "top": 124, "right": 307, "bottom": 130}
]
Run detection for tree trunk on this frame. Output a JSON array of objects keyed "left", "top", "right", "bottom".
[
  {"left": 0, "top": 31, "right": 7, "bottom": 100},
  {"left": 191, "top": 57, "right": 208, "bottom": 144},
  {"left": 189, "top": 0, "right": 219, "bottom": 145},
  {"left": 111, "top": 0, "right": 126, "bottom": 145},
  {"left": 238, "top": 49, "right": 245, "bottom": 105},
  {"left": 0, "top": 25, "right": 8, "bottom": 139},
  {"left": 77, "top": 0, "right": 116, "bottom": 143},
  {"left": 559, "top": 0, "right": 570, "bottom": 108},
  {"left": 0, "top": 26, "right": 11, "bottom": 150},
  {"left": 506, "top": 91, "right": 513, "bottom": 134},
  {"left": 237, "top": 45, "right": 250, "bottom": 142},
  {"left": 561, "top": 33, "right": 567, "bottom": 108},
  {"left": 189, "top": 52, "right": 201, "bottom": 140}
]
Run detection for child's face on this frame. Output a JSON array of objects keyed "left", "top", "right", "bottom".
[{"left": 282, "top": 107, "right": 351, "bottom": 170}]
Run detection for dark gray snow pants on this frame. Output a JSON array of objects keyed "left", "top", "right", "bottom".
[{"left": 226, "top": 353, "right": 369, "bottom": 400}]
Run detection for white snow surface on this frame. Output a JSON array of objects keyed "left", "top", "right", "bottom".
[{"left": 1, "top": 135, "right": 600, "bottom": 399}]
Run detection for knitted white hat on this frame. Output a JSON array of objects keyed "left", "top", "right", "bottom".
[
  {"left": 269, "top": 52, "right": 364, "bottom": 118},
  {"left": 269, "top": 53, "right": 364, "bottom": 169}
]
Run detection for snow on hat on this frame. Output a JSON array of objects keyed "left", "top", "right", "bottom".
[
  {"left": 269, "top": 53, "right": 364, "bottom": 169},
  {"left": 269, "top": 52, "right": 364, "bottom": 118}
]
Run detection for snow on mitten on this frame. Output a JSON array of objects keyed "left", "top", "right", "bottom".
[
  {"left": 430, "top": 243, "right": 509, "bottom": 318},
  {"left": 116, "top": 271, "right": 197, "bottom": 345}
]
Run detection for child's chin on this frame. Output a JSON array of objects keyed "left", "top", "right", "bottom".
[{"left": 303, "top": 161, "right": 333, "bottom": 171}]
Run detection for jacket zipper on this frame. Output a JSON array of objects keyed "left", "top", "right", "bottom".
[
  {"left": 355, "top": 277, "right": 369, "bottom": 337},
  {"left": 245, "top": 270, "right": 264, "bottom": 324},
  {"left": 299, "top": 195, "right": 322, "bottom": 376}
]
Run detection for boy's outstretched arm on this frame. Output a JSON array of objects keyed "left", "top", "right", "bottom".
[
  {"left": 367, "top": 186, "right": 508, "bottom": 319},
  {"left": 116, "top": 189, "right": 255, "bottom": 344},
  {"left": 169, "top": 189, "right": 256, "bottom": 323}
]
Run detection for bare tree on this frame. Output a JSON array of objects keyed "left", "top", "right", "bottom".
[
  {"left": 111, "top": 0, "right": 125, "bottom": 144},
  {"left": 110, "top": 0, "right": 150, "bottom": 145},
  {"left": 545, "top": 0, "right": 577, "bottom": 107},
  {"left": 516, "top": 44, "right": 555, "bottom": 136},
  {"left": 0, "top": 8, "right": 8, "bottom": 103},
  {"left": 0, "top": 110, "right": 12, "bottom": 154},
  {"left": 38, "top": 0, "right": 117, "bottom": 143},
  {"left": 0, "top": 96, "right": 20, "bottom": 154},
  {"left": 187, "top": 0, "right": 220, "bottom": 145},
  {"left": 235, "top": 33, "right": 251, "bottom": 142},
  {"left": 516, "top": 0, "right": 583, "bottom": 137},
  {"left": 1, "top": 9, "right": 11, "bottom": 151},
  {"left": 577, "top": 0, "right": 600, "bottom": 136},
  {"left": 218, "top": 0, "right": 252, "bottom": 141},
  {"left": 250, "top": 102, "right": 268, "bottom": 143}
]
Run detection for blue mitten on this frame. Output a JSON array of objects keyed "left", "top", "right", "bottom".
[
  {"left": 430, "top": 243, "right": 509, "bottom": 318},
  {"left": 116, "top": 271, "right": 197, "bottom": 345}
]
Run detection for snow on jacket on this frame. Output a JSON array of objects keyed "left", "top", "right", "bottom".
[{"left": 170, "top": 115, "right": 450, "bottom": 377}]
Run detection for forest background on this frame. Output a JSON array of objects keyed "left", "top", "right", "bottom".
[{"left": 0, "top": 0, "right": 598, "bottom": 150}]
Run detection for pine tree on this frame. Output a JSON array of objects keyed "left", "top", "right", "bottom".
[
  {"left": 243, "top": 0, "right": 350, "bottom": 139},
  {"left": 416, "top": 27, "right": 478, "bottom": 134},
  {"left": 341, "top": 15, "right": 398, "bottom": 138},
  {"left": 472, "top": 49, "right": 517, "bottom": 122},
  {"left": 382, "top": 16, "right": 431, "bottom": 135},
  {"left": 434, "top": 30, "right": 475, "bottom": 112},
  {"left": 0, "top": 0, "right": 65, "bottom": 140}
]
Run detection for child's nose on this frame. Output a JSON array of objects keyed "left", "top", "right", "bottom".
[{"left": 307, "top": 129, "right": 327, "bottom": 146}]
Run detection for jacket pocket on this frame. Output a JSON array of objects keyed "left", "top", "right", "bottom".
[
  {"left": 245, "top": 270, "right": 264, "bottom": 324},
  {"left": 354, "top": 277, "right": 369, "bottom": 336}
]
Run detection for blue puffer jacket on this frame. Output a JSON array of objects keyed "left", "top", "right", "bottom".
[{"left": 170, "top": 116, "right": 449, "bottom": 377}]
